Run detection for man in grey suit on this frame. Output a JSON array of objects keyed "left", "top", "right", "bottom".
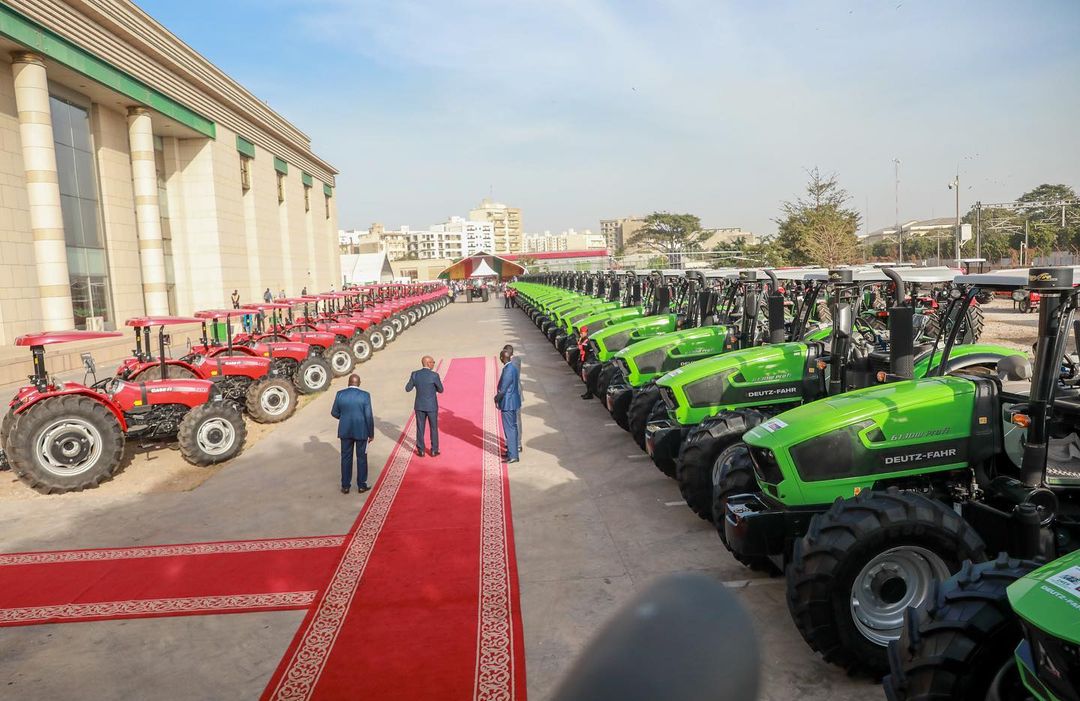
[{"left": 405, "top": 355, "right": 444, "bottom": 457}]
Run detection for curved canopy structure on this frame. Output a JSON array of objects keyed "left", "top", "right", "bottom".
[{"left": 438, "top": 252, "right": 525, "bottom": 281}]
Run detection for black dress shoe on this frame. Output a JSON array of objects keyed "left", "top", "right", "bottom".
[
  {"left": 341, "top": 486, "right": 350, "bottom": 494},
  {"left": 357, "top": 484, "right": 371, "bottom": 493},
  {"left": 415, "top": 449, "right": 425, "bottom": 457},
  {"left": 431, "top": 450, "right": 440, "bottom": 457},
  {"left": 507, "top": 458, "right": 520, "bottom": 464}
]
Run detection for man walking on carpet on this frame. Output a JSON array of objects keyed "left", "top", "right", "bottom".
[
  {"left": 331, "top": 374, "right": 375, "bottom": 494},
  {"left": 405, "top": 355, "right": 443, "bottom": 457},
  {"left": 496, "top": 349, "right": 521, "bottom": 463}
]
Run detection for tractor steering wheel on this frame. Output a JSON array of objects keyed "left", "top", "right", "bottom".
[{"left": 853, "top": 317, "right": 881, "bottom": 347}]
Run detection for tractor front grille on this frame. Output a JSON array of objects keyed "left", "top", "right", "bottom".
[
  {"left": 1021, "top": 621, "right": 1080, "bottom": 701},
  {"left": 659, "top": 386, "right": 678, "bottom": 411},
  {"left": 748, "top": 446, "right": 783, "bottom": 485}
]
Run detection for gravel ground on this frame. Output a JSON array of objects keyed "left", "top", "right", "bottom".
[{"left": 979, "top": 297, "right": 1039, "bottom": 352}]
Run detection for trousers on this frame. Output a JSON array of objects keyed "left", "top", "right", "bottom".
[
  {"left": 340, "top": 437, "right": 369, "bottom": 488},
  {"left": 501, "top": 409, "right": 520, "bottom": 460},
  {"left": 415, "top": 410, "right": 439, "bottom": 453}
]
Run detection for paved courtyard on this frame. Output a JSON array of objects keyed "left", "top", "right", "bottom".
[{"left": 0, "top": 299, "right": 878, "bottom": 700}]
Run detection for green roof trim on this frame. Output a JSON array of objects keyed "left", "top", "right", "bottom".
[
  {"left": 301, "top": 172, "right": 313, "bottom": 187},
  {"left": 323, "top": 184, "right": 333, "bottom": 197},
  {"left": 0, "top": 4, "right": 216, "bottom": 139},
  {"left": 273, "top": 157, "right": 288, "bottom": 175},
  {"left": 236, "top": 135, "right": 255, "bottom": 158}
]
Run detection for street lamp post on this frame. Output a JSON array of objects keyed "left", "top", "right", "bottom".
[
  {"left": 948, "top": 171, "right": 960, "bottom": 266},
  {"left": 894, "top": 159, "right": 902, "bottom": 262}
]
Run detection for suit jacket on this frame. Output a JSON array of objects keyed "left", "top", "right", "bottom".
[
  {"left": 496, "top": 361, "right": 522, "bottom": 411},
  {"left": 331, "top": 387, "right": 374, "bottom": 441},
  {"left": 512, "top": 356, "right": 522, "bottom": 396},
  {"left": 405, "top": 367, "right": 444, "bottom": 412}
]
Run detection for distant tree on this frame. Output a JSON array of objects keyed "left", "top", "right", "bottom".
[
  {"left": 774, "top": 168, "right": 861, "bottom": 266},
  {"left": 714, "top": 236, "right": 785, "bottom": 267},
  {"left": 625, "top": 212, "right": 712, "bottom": 268},
  {"left": 516, "top": 255, "right": 538, "bottom": 272},
  {"left": 1018, "top": 183, "right": 1080, "bottom": 250}
]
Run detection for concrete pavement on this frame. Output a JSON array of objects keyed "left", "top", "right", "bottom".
[{"left": 0, "top": 298, "right": 881, "bottom": 699}]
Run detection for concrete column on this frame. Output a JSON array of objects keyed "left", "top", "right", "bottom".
[
  {"left": 11, "top": 52, "right": 74, "bottom": 330},
  {"left": 126, "top": 106, "right": 169, "bottom": 315}
]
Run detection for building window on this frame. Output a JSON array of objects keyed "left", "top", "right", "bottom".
[
  {"left": 51, "top": 96, "right": 114, "bottom": 330},
  {"left": 277, "top": 171, "right": 285, "bottom": 203},
  {"left": 304, "top": 185, "right": 311, "bottom": 212},
  {"left": 240, "top": 155, "right": 252, "bottom": 192}
]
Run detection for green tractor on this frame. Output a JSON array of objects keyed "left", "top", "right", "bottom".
[
  {"left": 885, "top": 550, "right": 1080, "bottom": 701},
  {"left": 552, "top": 271, "right": 644, "bottom": 357},
  {"left": 722, "top": 266, "right": 1080, "bottom": 677},
  {"left": 604, "top": 268, "right": 813, "bottom": 432},
  {"left": 581, "top": 270, "right": 707, "bottom": 400},
  {"left": 648, "top": 267, "right": 1010, "bottom": 519}
]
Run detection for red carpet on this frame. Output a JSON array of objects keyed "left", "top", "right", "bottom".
[
  {"left": 263, "top": 356, "right": 527, "bottom": 701},
  {"left": 0, "top": 536, "right": 345, "bottom": 626}
]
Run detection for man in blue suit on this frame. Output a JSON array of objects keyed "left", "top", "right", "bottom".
[
  {"left": 496, "top": 349, "right": 521, "bottom": 463},
  {"left": 405, "top": 355, "right": 444, "bottom": 457},
  {"left": 331, "top": 374, "right": 375, "bottom": 494}
]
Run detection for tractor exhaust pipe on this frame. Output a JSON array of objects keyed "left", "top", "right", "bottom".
[
  {"left": 883, "top": 267, "right": 915, "bottom": 381},
  {"left": 764, "top": 270, "right": 786, "bottom": 343}
]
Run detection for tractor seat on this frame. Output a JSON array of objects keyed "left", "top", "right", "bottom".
[
  {"left": 996, "top": 355, "right": 1032, "bottom": 382},
  {"left": 1046, "top": 433, "right": 1080, "bottom": 487}
]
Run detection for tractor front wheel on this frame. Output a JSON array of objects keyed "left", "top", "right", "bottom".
[
  {"left": 177, "top": 401, "right": 246, "bottom": 465},
  {"left": 294, "top": 356, "right": 332, "bottom": 394},
  {"left": 8, "top": 396, "right": 125, "bottom": 493},
  {"left": 595, "top": 363, "right": 619, "bottom": 402},
  {"left": 326, "top": 343, "right": 355, "bottom": 377},
  {"left": 245, "top": 377, "right": 297, "bottom": 423},
  {"left": 677, "top": 409, "right": 767, "bottom": 521},
  {"left": 351, "top": 335, "right": 373, "bottom": 363},
  {"left": 380, "top": 322, "right": 396, "bottom": 343},
  {"left": 712, "top": 447, "right": 775, "bottom": 572},
  {"left": 627, "top": 383, "right": 662, "bottom": 451},
  {"left": 368, "top": 329, "right": 386, "bottom": 351},
  {"left": 786, "top": 490, "right": 987, "bottom": 676},
  {"left": 883, "top": 554, "right": 1038, "bottom": 701}
]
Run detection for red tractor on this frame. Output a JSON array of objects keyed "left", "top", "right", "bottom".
[
  {"left": 0, "top": 330, "right": 247, "bottom": 493},
  {"left": 193, "top": 310, "right": 332, "bottom": 395},
  {"left": 240, "top": 301, "right": 355, "bottom": 376},
  {"left": 114, "top": 316, "right": 298, "bottom": 424},
  {"left": 297, "top": 294, "right": 386, "bottom": 358}
]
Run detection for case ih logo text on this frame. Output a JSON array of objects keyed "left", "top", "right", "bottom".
[{"left": 884, "top": 448, "right": 958, "bottom": 465}]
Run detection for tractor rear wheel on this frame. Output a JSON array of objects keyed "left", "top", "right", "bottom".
[
  {"left": 245, "top": 377, "right": 297, "bottom": 423},
  {"left": 326, "top": 343, "right": 355, "bottom": 377},
  {"left": 627, "top": 384, "right": 661, "bottom": 450},
  {"left": 677, "top": 409, "right": 768, "bottom": 521},
  {"left": 177, "top": 401, "right": 246, "bottom": 465},
  {"left": 883, "top": 554, "right": 1038, "bottom": 701},
  {"left": 351, "top": 335, "right": 373, "bottom": 363},
  {"left": 711, "top": 448, "right": 776, "bottom": 572},
  {"left": 368, "top": 329, "right": 385, "bottom": 351},
  {"left": 8, "top": 396, "right": 125, "bottom": 493},
  {"left": 133, "top": 364, "right": 199, "bottom": 380},
  {"left": 786, "top": 490, "right": 987, "bottom": 676},
  {"left": 294, "top": 356, "right": 331, "bottom": 394}
]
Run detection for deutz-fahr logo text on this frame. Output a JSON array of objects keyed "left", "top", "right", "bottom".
[
  {"left": 884, "top": 448, "right": 958, "bottom": 465},
  {"left": 745, "top": 385, "right": 800, "bottom": 399}
]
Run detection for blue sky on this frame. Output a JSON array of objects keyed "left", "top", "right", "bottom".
[{"left": 136, "top": 0, "right": 1080, "bottom": 237}]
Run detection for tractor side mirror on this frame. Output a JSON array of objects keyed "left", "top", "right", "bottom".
[
  {"left": 162, "top": 333, "right": 172, "bottom": 346},
  {"left": 833, "top": 304, "right": 852, "bottom": 340}
]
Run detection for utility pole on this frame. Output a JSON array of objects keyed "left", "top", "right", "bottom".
[
  {"left": 975, "top": 201, "right": 981, "bottom": 260},
  {"left": 948, "top": 170, "right": 960, "bottom": 266},
  {"left": 893, "top": 159, "right": 902, "bottom": 262}
]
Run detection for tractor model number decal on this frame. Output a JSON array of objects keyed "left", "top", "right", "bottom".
[
  {"left": 1046, "top": 566, "right": 1080, "bottom": 599},
  {"left": 883, "top": 447, "right": 959, "bottom": 466},
  {"left": 888, "top": 428, "right": 951, "bottom": 441}
]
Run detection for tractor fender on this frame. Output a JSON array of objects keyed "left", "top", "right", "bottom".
[
  {"left": 213, "top": 354, "right": 273, "bottom": 379},
  {"left": 918, "top": 345, "right": 1028, "bottom": 377},
  {"left": 13, "top": 384, "right": 128, "bottom": 431},
  {"left": 128, "top": 359, "right": 202, "bottom": 380}
]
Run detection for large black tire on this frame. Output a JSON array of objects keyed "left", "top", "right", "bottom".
[
  {"left": 131, "top": 363, "right": 199, "bottom": 380},
  {"left": 8, "top": 396, "right": 125, "bottom": 493},
  {"left": 390, "top": 316, "right": 404, "bottom": 334},
  {"left": 368, "top": 329, "right": 386, "bottom": 351},
  {"left": 676, "top": 409, "right": 768, "bottom": 521},
  {"left": 786, "top": 490, "right": 987, "bottom": 676},
  {"left": 177, "top": 401, "right": 246, "bottom": 465},
  {"left": 380, "top": 322, "right": 395, "bottom": 343},
  {"left": 325, "top": 343, "right": 355, "bottom": 377},
  {"left": 883, "top": 554, "right": 1039, "bottom": 701},
  {"left": 711, "top": 447, "right": 778, "bottom": 573},
  {"left": 627, "top": 384, "right": 661, "bottom": 451},
  {"left": 924, "top": 303, "right": 985, "bottom": 344},
  {"left": 645, "top": 401, "right": 679, "bottom": 477},
  {"left": 0, "top": 408, "right": 15, "bottom": 469},
  {"left": 294, "top": 356, "right": 331, "bottom": 394},
  {"left": 244, "top": 377, "right": 298, "bottom": 424},
  {"left": 351, "top": 335, "right": 373, "bottom": 363},
  {"left": 595, "top": 363, "right": 620, "bottom": 402}
]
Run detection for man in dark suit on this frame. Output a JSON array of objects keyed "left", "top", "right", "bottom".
[
  {"left": 502, "top": 344, "right": 523, "bottom": 454},
  {"left": 405, "top": 355, "right": 443, "bottom": 457},
  {"left": 331, "top": 374, "right": 375, "bottom": 493},
  {"left": 496, "top": 349, "right": 521, "bottom": 463}
]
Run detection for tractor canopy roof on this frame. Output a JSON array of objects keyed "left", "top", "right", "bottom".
[
  {"left": 125, "top": 316, "right": 202, "bottom": 328},
  {"left": 954, "top": 266, "right": 1080, "bottom": 290},
  {"left": 194, "top": 309, "right": 241, "bottom": 320},
  {"left": 772, "top": 267, "right": 829, "bottom": 281},
  {"left": 806, "top": 266, "right": 959, "bottom": 284},
  {"left": 15, "top": 330, "right": 123, "bottom": 346},
  {"left": 242, "top": 302, "right": 292, "bottom": 311}
]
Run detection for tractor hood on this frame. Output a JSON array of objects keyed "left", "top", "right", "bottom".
[
  {"left": 564, "top": 301, "right": 621, "bottom": 331},
  {"left": 589, "top": 314, "right": 677, "bottom": 358},
  {"left": 573, "top": 306, "right": 643, "bottom": 335},
  {"left": 744, "top": 376, "right": 977, "bottom": 451},
  {"left": 612, "top": 325, "right": 733, "bottom": 383},
  {"left": 1008, "top": 550, "right": 1080, "bottom": 645},
  {"left": 656, "top": 342, "right": 815, "bottom": 425}
]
